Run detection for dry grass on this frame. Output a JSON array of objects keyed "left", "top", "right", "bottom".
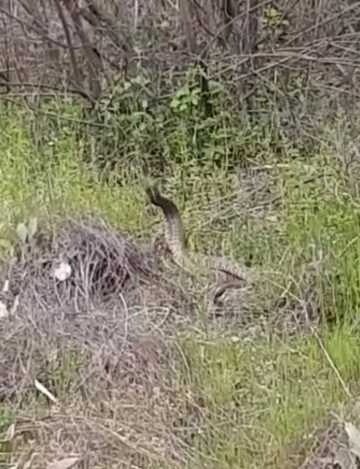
[{"left": 0, "top": 217, "right": 197, "bottom": 468}]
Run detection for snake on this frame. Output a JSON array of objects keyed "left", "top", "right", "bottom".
[{"left": 145, "top": 182, "right": 251, "bottom": 284}]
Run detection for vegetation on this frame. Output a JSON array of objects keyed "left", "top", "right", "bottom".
[
  {"left": 1, "top": 85, "right": 360, "bottom": 468},
  {"left": 1, "top": 1, "right": 360, "bottom": 466}
]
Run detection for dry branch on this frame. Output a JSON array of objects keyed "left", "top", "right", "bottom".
[{"left": 0, "top": 0, "right": 359, "bottom": 112}]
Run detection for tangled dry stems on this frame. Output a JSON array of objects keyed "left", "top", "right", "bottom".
[
  {"left": 0, "top": 216, "right": 196, "bottom": 392},
  {"left": 6, "top": 216, "right": 157, "bottom": 307},
  {"left": 0, "top": 216, "right": 202, "bottom": 467}
]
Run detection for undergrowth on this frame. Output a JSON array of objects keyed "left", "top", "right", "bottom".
[{"left": 0, "top": 93, "right": 360, "bottom": 468}]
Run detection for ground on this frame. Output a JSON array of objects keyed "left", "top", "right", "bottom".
[{"left": 1, "top": 103, "right": 360, "bottom": 468}]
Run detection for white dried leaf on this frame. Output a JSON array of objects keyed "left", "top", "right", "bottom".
[
  {"left": 345, "top": 421, "right": 360, "bottom": 459},
  {"left": 2, "top": 279, "right": 9, "bottom": 293},
  {"left": 10, "top": 295, "right": 19, "bottom": 315},
  {"left": 23, "top": 456, "right": 34, "bottom": 469},
  {"left": 27, "top": 217, "right": 38, "bottom": 241},
  {"left": 53, "top": 262, "right": 72, "bottom": 281},
  {"left": 46, "top": 457, "right": 79, "bottom": 469},
  {"left": 16, "top": 223, "right": 28, "bottom": 243},
  {"left": 34, "top": 379, "right": 58, "bottom": 404},
  {"left": 5, "top": 423, "right": 15, "bottom": 441},
  {"left": 0, "top": 300, "right": 9, "bottom": 319}
]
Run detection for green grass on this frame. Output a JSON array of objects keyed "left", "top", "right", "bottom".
[
  {"left": 0, "top": 104, "right": 151, "bottom": 242},
  {"left": 179, "top": 329, "right": 360, "bottom": 467},
  {"left": 1, "top": 99, "right": 360, "bottom": 468}
]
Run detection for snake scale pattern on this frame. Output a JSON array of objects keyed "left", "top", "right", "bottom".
[{"left": 145, "top": 182, "right": 251, "bottom": 284}]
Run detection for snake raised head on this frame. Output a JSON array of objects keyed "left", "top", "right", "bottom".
[{"left": 145, "top": 182, "right": 250, "bottom": 283}]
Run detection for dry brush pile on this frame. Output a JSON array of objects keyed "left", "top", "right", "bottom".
[
  {"left": 0, "top": 215, "right": 197, "bottom": 400},
  {"left": 0, "top": 216, "right": 200, "bottom": 467}
]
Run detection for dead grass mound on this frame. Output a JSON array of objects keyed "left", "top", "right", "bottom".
[
  {"left": 0, "top": 216, "right": 199, "bottom": 468},
  {"left": 0, "top": 214, "right": 197, "bottom": 314},
  {"left": 2, "top": 216, "right": 157, "bottom": 307},
  {"left": 0, "top": 215, "right": 195, "bottom": 398}
]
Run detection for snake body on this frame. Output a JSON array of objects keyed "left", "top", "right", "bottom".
[{"left": 145, "top": 183, "right": 250, "bottom": 283}]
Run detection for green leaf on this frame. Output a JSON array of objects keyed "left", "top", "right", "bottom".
[{"left": 0, "top": 238, "right": 12, "bottom": 251}]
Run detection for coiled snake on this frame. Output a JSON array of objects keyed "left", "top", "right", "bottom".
[{"left": 145, "top": 182, "right": 252, "bottom": 305}]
